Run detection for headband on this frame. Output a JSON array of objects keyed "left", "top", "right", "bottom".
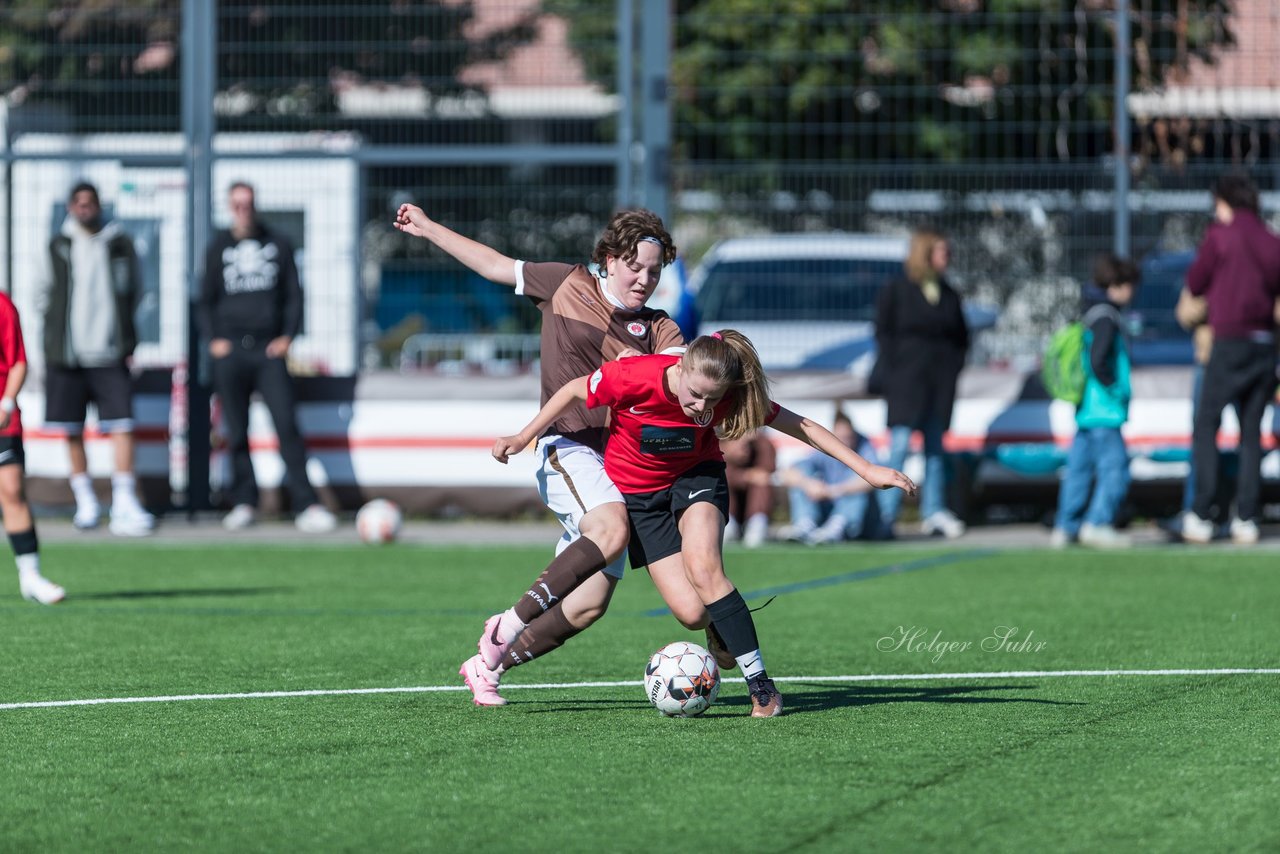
[{"left": 638, "top": 236, "right": 665, "bottom": 248}]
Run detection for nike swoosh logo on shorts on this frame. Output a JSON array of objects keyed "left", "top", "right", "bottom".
[
  {"left": 688, "top": 488, "right": 712, "bottom": 500},
  {"left": 0, "top": 450, "right": 13, "bottom": 463}
]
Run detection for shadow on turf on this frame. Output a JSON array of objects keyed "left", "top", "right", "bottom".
[
  {"left": 71, "top": 586, "right": 295, "bottom": 601},
  {"left": 512, "top": 683, "right": 1083, "bottom": 715},
  {"left": 766, "top": 682, "right": 1085, "bottom": 712}
]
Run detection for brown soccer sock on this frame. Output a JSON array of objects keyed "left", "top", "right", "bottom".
[
  {"left": 511, "top": 537, "right": 607, "bottom": 625},
  {"left": 501, "top": 602, "right": 585, "bottom": 672}
]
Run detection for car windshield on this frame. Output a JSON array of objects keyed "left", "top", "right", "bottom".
[{"left": 696, "top": 258, "right": 901, "bottom": 322}]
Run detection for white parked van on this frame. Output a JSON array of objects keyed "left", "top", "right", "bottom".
[{"left": 689, "top": 233, "right": 909, "bottom": 372}]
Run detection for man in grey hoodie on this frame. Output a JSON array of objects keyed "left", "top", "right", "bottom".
[{"left": 36, "top": 182, "right": 154, "bottom": 537}]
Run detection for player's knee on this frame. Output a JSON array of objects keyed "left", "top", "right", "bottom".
[
  {"left": 580, "top": 506, "right": 630, "bottom": 560},
  {"left": 671, "top": 603, "right": 707, "bottom": 630}
]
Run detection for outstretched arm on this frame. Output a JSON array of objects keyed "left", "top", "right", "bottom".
[
  {"left": 768, "top": 407, "right": 917, "bottom": 495},
  {"left": 393, "top": 204, "right": 518, "bottom": 286},
  {"left": 492, "top": 376, "right": 591, "bottom": 463}
]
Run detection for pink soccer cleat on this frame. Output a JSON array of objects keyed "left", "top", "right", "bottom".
[
  {"left": 477, "top": 613, "right": 512, "bottom": 671},
  {"left": 459, "top": 654, "right": 507, "bottom": 707}
]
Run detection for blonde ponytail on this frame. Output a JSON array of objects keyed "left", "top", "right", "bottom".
[{"left": 682, "top": 330, "right": 772, "bottom": 440}]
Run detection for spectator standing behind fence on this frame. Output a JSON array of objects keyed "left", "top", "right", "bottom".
[
  {"left": 35, "top": 181, "right": 154, "bottom": 537},
  {"left": 721, "top": 429, "right": 775, "bottom": 548},
  {"left": 198, "top": 182, "right": 336, "bottom": 533},
  {"left": 1050, "top": 255, "right": 1138, "bottom": 549},
  {"left": 873, "top": 228, "right": 969, "bottom": 539},
  {"left": 1181, "top": 172, "right": 1280, "bottom": 546},
  {"left": 779, "top": 409, "right": 880, "bottom": 545}
]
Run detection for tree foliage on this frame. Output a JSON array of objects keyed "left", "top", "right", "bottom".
[
  {"left": 0, "top": 1, "right": 536, "bottom": 132},
  {"left": 547, "top": 0, "right": 1236, "bottom": 163}
]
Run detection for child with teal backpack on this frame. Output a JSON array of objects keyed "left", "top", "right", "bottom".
[{"left": 1050, "top": 254, "right": 1139, "bottom": 548}]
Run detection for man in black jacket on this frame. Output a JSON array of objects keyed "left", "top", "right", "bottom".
[
  {"left": 198, "top": 182, "right": 336, "bottom": 533},
  {"left": 37, "top": 181, "right": 154, "bottom": 537}
]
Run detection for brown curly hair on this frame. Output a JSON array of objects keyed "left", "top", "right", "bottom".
[{"left": 590, "top": 209, "right": 677, "bottom": 268}]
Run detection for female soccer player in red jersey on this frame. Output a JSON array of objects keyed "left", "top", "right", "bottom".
[
  {"left": 490, "top": 330, "right": 916, "bottom": 716},
  {"left": 0, "top": 293, "right": 66, "bottom": 604}
]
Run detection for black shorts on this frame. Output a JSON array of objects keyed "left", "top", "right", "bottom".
[
  {"left": 43, "top": 364, "right": 135, "bottom": 433},
  {"left": 0, "top": 436, "right": 24, "bottom": 468},
  {"left": 625, "top": 461, "right": 730, "bottom": 569}
]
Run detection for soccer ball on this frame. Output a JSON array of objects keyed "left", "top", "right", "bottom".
[
  {"left": 643, "top": 641, "right": 720, "bottom": 717},
  {"left": 356, "top": 498, "right": 402, "bottom": 544}
]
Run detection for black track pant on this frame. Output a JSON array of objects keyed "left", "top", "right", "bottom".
[{"left": 212, "top": 345, "right": 319, "bottom": 512}]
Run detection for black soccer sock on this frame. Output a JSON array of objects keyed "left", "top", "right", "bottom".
[
  {"left": 706, "top": 589, "right": 760, "bottom": 659},
  {"left": 502, "top": 602, "right": 584, "bottom": 672},
  {"left": 512, "top": 537, "right": 607, "bottom": 625},
  {"left": 8, "top": 528, "right": 38, "bottom": 556}
]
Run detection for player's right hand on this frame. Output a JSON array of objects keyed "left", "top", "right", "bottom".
[
  {"left": 393, "top": 203, "right": 431, "bottom": 238},
  {"left": 492, "top": 434, "right": 529, "bottom": 464}
]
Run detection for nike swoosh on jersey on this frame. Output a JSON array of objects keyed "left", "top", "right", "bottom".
[
  {"left": 688, "top": 488, "right": 712, "bottom": 499},
  {"left": 629, "top": 406, "right": 654, "bottom": 415}
]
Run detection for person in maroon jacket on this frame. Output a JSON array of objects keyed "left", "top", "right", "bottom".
[{"left": 1182, "top": 172, "right": 1280, "bottom": 545}]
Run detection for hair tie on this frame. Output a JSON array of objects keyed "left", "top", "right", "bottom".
[{"left": 711, "top": 332, "right": 723, "bottom": 340}]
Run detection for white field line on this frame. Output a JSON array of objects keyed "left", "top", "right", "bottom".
[{"left": 1, "top": 668, "right": 1278, "bottom": 711}]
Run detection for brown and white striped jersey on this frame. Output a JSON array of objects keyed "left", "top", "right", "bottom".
[{"left": 516, "top": 261, "right": 685, "bottom": 452}]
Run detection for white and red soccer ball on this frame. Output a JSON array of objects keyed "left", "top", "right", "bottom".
[
  {"left": 356, "top": 498, "right": 402, "bottom": 544},
  {"left": 644, "top": 641, "right": 721, "bottom": 717}
]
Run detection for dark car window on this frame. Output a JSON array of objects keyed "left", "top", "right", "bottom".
[{"left": 696, "top": 258, "right": 901, "bottom": 323}]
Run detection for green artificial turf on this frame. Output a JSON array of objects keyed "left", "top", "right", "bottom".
[{"left": 1, "top": 541, "right": 1276, "bottom": 851}]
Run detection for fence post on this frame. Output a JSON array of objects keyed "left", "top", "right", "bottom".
[
  {"left": 1114, "top": 0, "right": 1131, "bottom": 257},
  {"left": 181, "top": 0, "right": 216, "bottom": 514}
]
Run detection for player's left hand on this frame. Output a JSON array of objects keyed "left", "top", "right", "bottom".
[
  {"left": 863, "top": 464, "right": 917, "bottom": 496},
  {"left": 266, "top": 336, "right": 292, "bottom": 358}
]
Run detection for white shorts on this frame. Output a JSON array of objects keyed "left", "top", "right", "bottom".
[{"left": 536, "top": 435, "right": 628, "bottom": 579}]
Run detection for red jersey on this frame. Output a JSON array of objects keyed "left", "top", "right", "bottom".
[
  {"left": 585, "top": 354, "right": 778, "bottom": 494},
  {"left": 0, "top": 293, "right": 25, "bottom": 438}
]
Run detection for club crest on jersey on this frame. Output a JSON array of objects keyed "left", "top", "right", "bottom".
[
  {"left": 694, "top": 409, "right": 714, "bottom": 426},
  {"left": 626, "top": 321, "right": 646, "bottom": 337}
]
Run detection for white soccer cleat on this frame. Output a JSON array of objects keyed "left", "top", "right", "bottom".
[
  {"left": 295, "top": 504, "right": 337, "bottom": 533},
  {"left": 109, "top": 504, "right": 155, "bottom": 537},
  {"left": 20, "top": 573, "right": 66, "bottom": 605}
]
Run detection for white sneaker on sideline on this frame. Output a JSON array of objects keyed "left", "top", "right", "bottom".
[
  {"left": 1229, "top": 517, "right": 1260, "bottom": 545},
  {"left": 20, "top": 572, "right": 66, "bottom": 605},
  {"left": 921, "top": 510, "right": 966, "bottom": 539},
  {"left": 1181, "top": 511, "right": 1214, "bottom": 544},
  {"left": 778, "top": 521, "right": 816, "bottom": 544},
  {"left": 109, "top": 504, "right": 155, "bottom": 537},
  {"left": 1048, "top": 528, "right": 1074, "bottom": 549},
  {"left": 743, "top": 514, "right": 769, "bottom": 548},
  {"left": 1079, "top": 523, "right": 1131, "bottom": 549},
  {"left": 295, "top": 504, "right": 338, "bottom": 533},
  {"left": 73, "top": 502, "right": 101, "bottom": 530},
  {"left": 723, "top": 517, "right": 741, "bottom": 542},
  {"left": 222, "top": 504, "right": 257, "bottom": 531},
  {"left": 808, "top": 515, "right": 848, "bottom": 545}
]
